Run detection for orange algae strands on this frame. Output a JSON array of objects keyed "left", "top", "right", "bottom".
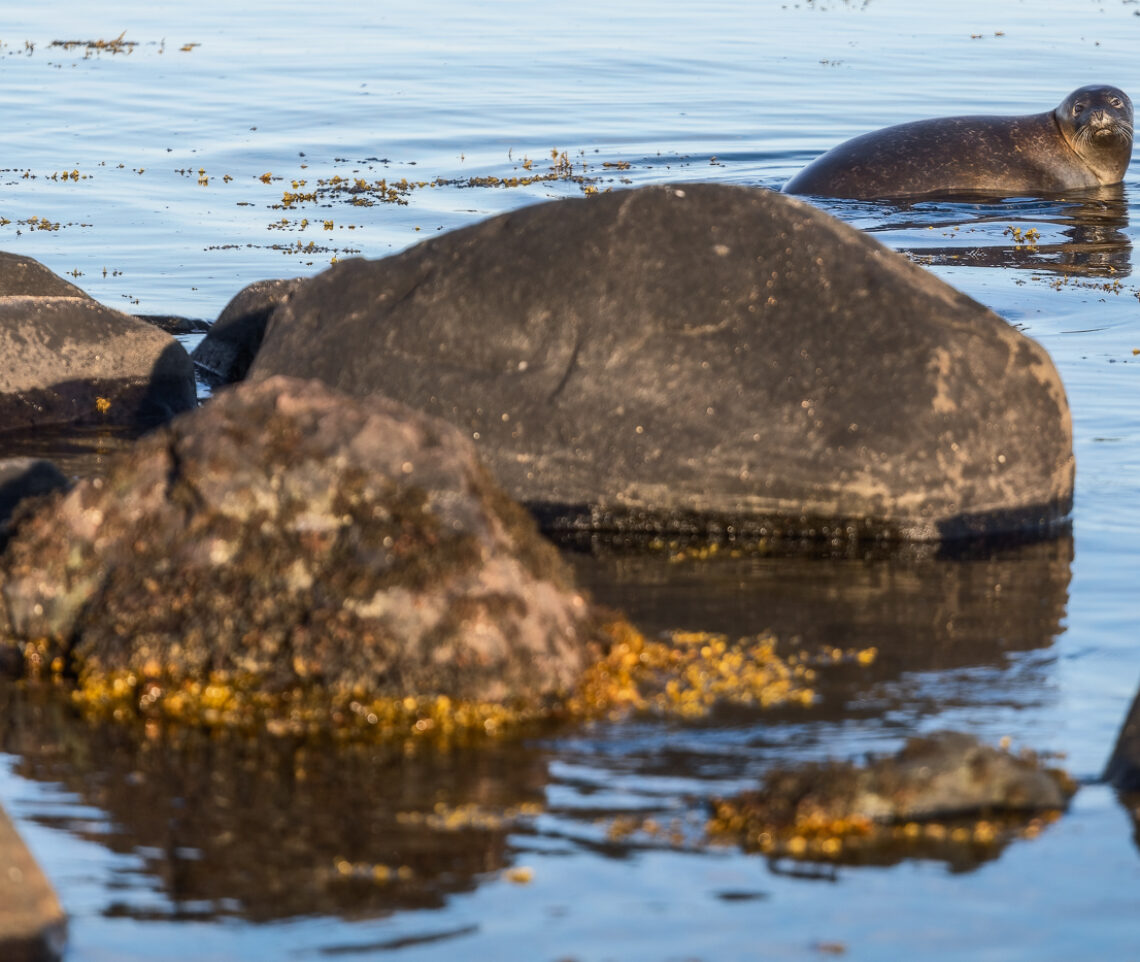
[
  {"left": 68, "top": 619, "right": 873, "bottom": 743},
  {"left": 567, "top": 622, "right": 840, "bottom": 722}
]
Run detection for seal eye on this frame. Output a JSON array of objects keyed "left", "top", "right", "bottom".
[
  {"left": 1073, "top": 103, "right": 1085, "bottom": 116},
  {"left": 1110, "top": 98, "right": 1123, "bottom": 109}
]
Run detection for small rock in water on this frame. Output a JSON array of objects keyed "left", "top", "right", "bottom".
[
  {"left": 134, "top": 314, "right": 211, "bottom": 335},
  {"left": 1104, "top": 685, "right": 1140, "bottom": 792},
  {"left": 192, "top": 278, "right": 302, "bottom": 384},
  {"left": 0, "top": 457, "right": 69, "bottom": 537},
  {"left": 709, "top": 731, "right": 1076, "bottom": 868},
  {"left": 0, "top": 295, "right": 196, "bottom": 432},
  {"left": 0, "top": 800, "right": 66, "bottom": 961}
]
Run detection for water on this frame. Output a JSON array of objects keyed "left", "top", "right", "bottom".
[{"left": 3, "top": 1, "right": 1140, "bottom": 958}]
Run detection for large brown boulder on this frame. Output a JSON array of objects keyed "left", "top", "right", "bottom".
[
  {"left": 0, "top": 376, "right": 599, "bottom": 731},
  {"left": 247, "top": 184, "right": 1073, "bottom": 543}
]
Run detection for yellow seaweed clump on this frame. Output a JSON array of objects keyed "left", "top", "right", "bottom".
[
  {"left": 395, "top": 800, "right": 543, "bottom": 832},
  {"left": 707, "top": 795, "right": 1065, "bottom": 866},
  {"left": 567, "top": 621, "right": 847, "bottom": 720},
  {"left": 66, "top": 620, "right": 868, "bottom": 744},
  {"left": 70, "top": 667, "right": 562, "bottom": 747}
]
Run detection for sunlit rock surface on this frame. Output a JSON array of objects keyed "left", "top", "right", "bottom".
[
  {"left": 247, "top": 183, "right": 1074, "bottom": 543},
  {"left": 0, "top": 252, "right": 88, "bottom": 299},
  {"left": 0, "top": 376, "right": 600, "bottom": 732},
  {"left": 0, "top": 291, "right": 196, "bottom": 432}
]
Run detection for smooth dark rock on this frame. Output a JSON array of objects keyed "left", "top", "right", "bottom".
[
  {"left": 0, "top": 802, "right": 66, "bottom": 962},
  {"left": 248, "top": 184, "right": 1074, "bottom": 543},
  {"left": 0, "top": 251, "right": 88, "bottom": 298},
  {"left": 0, "top": 458, "right": 69, "bottom": 535},
  {"left": 135, "top": 314, "right": 211, "bottom": 335},
  {"left": 1105, "top": 685, "right": 1140, "bottom": 791},
  {"left": 710, "top": 732, "right": 1076, "bottom": 868},
  {"left": 192, "top": 278, "right": 301, "bottom": 384},
  {"left": 0, "top": 375, "right": 597, "bottom": 709},
  {"left": 0, "top": 296, "right": 197, "bottom": 432}
]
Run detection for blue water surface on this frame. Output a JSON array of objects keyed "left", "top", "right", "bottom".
[{"left": 2, "top": 1, "right": 1140, "bottom": 959}]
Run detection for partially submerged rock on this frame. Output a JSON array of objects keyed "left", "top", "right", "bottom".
[
  {"left": 248, "top": 183, "right": 1073, "bottom": 543},
  {"left": 0, "top": 801, "right": 66, "bottom": 962},
  {"left": 1103, "top": 684, "right": 1140, "bottom": 848},
  {"left": 0, "top": 296, "right": 196, "bottom": 431},
  {"left": 709, "top": 732, "right": 1076, "bottom": 867},
  {"left": 135, "top": 314, "right": 211, "bottom": 335},
  {"left": 192, "top": 278, "right": 301, "bottom": 384},
  {"left": 0, "top": 376, "right": 602, "bottom": 736},
  {"left": 0, "top": 372, "right": 856, "bottom": 739}
]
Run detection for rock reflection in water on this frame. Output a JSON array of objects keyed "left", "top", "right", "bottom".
[
  {"left": 569, "top": 535, "right": 1072, "bottom": 721},
  {"left": 0, "top": 423, "right": 139, "bottom": 484},
  {"left": 0, "top": 535, "right": 1076, "bottom": 925},
  {"left": 0, "top": 687, "right": 549, "bottom": 923}
]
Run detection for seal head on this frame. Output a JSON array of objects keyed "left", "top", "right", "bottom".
[{"left": 1054, "top": 84, "right": 1133, "bottom": 185}]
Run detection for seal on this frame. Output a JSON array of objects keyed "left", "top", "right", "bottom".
[{"left": 783, "top": 85, "right": 1133, "bottom": 200}]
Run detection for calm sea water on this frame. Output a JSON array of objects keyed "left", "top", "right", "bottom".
[{"left": 3, "top": 1, "right": 1140, "bottom": 959}]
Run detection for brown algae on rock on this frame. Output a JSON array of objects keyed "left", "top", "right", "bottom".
[
  {"left": 61, "top": 622, "right": 857, "bottom": 744},
  {"left": 0, "top": 378, "right": 591, "bottom": 739},
  {"left": 707, "top": 732, "right": 1077, "bottom": 866}
]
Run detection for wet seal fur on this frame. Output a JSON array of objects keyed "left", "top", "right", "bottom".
[{"left": 783, "top": 85, "right": 1133, "bottom": 200}]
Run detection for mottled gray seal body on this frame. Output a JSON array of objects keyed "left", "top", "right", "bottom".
[{"left": 784, "top": 85, "right": 1133, "bottom": 200}]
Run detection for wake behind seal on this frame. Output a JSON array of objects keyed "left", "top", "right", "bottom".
[{"left": 783, "top": 85, "right": 1133, "bottom": 200}]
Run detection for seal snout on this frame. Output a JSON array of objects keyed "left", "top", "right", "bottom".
[
  {"left": 1088, "top": 107, "right": 1127, "bottom": 134},
  {"left": 1089, "top": 109, "right": 1121, "bottom": 139}
]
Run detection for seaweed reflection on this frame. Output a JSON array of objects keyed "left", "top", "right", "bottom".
[
  {"left": 821, "top": 187, "right": 1131, "bottom": 277},
  {"left": 570, "top": 535, "right": 1073, "bottom": 723},
  {"left": 0, "top": 687, "right": 549, "bottom": 923}
]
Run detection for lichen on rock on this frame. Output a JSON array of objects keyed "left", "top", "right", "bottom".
[{"left": 0, "top": 376, "right": 600, "bottom": 734}]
